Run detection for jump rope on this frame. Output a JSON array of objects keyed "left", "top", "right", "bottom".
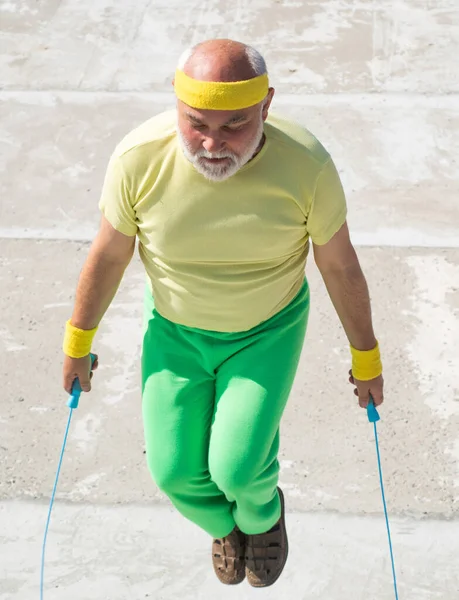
[{"left": 40, "top": 361, "right": 399, "bottom": 599}]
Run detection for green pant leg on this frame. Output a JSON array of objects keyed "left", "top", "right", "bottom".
[
  {"left": 209, "top": 280, "right": 310, "bottom": 534},
  {"left": 141, "top": 291, "right": 236, "bottom": 538}
]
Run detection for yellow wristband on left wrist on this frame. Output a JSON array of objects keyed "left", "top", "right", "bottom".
[
  {"left": 63, "top": 319, "right": 98, "bottom": 359},
  {"left": 350, "top": 341, "right": 383, "bottom": 381}
]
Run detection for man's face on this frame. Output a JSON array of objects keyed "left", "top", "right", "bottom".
[{"left": 176, "top": 94, "right": 272, "bottom": 182}]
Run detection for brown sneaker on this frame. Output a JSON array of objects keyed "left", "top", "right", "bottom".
[
  {"left": 212, "top": 526, "right": 246, "bottom": 585},
  {"left": 245, "top": 487, "right": 288, "bottom": 587}
]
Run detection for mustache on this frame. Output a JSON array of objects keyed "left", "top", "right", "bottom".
[{"left": 195, "top": 150, "right": 236, "bottom": 160}]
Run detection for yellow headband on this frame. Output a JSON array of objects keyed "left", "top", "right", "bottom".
[{"left": 174, "top": 69, "right": 269, "bottom": 110}]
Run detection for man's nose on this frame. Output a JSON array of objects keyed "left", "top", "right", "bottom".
[{"left": 202, "top": 134, "right": 224, "bottom": 154}]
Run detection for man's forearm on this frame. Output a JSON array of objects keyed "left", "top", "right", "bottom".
[
  {"left": 70, "top": 248, "right": 129, "bottom": 330},
  {"left": 320, "top": 261, "right": 377, "bottom": 351}
]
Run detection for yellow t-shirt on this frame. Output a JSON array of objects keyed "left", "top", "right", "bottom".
[{"left": 99, "top": 109, "right": 347, "bottom": 332}]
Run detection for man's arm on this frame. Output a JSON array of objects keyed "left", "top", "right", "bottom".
[
  {"left": 312, "top": 220, "right": 376, "bottom": 351},
  {"left": 312, "top": 220, "right": 384, "bottom": 407},
  {"left": 70, "top": 214, "right": 136, "bottom": 329},
  {"left": 63, "top": 214, "right": 136, "bottom": 393}
]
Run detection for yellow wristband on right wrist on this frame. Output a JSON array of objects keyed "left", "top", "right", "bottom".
[
  {"left": 350, "top": 341, "right": 382, "bottom": 381},
  {"left": 63, "top": 319, "right": 98, "bottom": 359}
]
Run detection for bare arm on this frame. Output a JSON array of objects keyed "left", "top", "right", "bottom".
[
  {"left": 70, "top": 214, "right": 136, "bottom": 329},
  {"left": 313, "top": 221, "right": 383, "bottom": 407},
  {"left": 313, "top": 221, "right": 376, "bottom": 351},
  {"left": 63, "top": 215, "right": 135, "bottom": 393}
]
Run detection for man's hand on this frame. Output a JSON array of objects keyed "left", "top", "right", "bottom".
[
  {"left": 63, "top": 353, "right": 98, "bottom": 395},
  {"left": 348, "top": 370, "right": 384, "bottom": 409}
]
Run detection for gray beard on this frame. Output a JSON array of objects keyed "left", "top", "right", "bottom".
[{"left": 177, "top": 118, "right": 265, "bottom": 182}]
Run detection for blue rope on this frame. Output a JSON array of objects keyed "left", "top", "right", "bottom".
[
  {"left": 367, "top": 400, "right": 399, "bottom": 599},
  {"left": 40, "top": 354, "right": 96, "bottom": 599},
  {"left": 40, "top": 409, "right": 74, "bottom": 600}
]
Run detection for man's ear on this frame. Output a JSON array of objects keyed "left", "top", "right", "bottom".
[{"left": 262, "top": 87, "right": 275, "bottom": 120}]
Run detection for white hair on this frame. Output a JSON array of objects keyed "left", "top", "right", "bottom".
[{"left": 176, "top": 42, "right": 267, "bottom": 77}]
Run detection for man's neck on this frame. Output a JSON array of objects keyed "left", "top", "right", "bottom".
[{"left": 249, "top": 133, "right": 266, "bottom": 163}]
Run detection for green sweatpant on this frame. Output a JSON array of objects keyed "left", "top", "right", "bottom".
[{"left": 141, "top": 278, "right": 310, "bottom": 538}]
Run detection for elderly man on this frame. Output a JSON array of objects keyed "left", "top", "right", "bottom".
[{"left": 62, "top": 39, "right": 384, "bottom": 588}]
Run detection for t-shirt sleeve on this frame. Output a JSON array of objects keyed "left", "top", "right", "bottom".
[
  {"left": 98, "top": 153, "right": 138, "bottom": 237},
  {"left": 306, "top": 157, "right": 348, "bottom": 245}
]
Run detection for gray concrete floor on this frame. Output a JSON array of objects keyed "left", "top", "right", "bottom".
[{"left": 1, "top": 1, "right": 459, "bottom": 598}]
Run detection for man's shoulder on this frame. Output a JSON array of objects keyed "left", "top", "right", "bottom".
[
  {"left": 114, "top": 109, "right": 177, "bottom": 158},
  {"left": 266, "top": 111, "right": 330, "bottom": 167}
]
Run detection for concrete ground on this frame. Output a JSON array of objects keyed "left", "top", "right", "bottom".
[{"left": 1, "top": 1, "right": 458, "bottom": 599}]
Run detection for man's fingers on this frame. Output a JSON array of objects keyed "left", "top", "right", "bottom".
[
  {"left": 63, "top": 354, "right": 98, "bottom": 396},
  {"left": 351, "top": 374, "right": 384, "bottom": 409},
  {"left": 359, "top": 397, "right": 370, "bottom": 409},
  {"left": 350, "top": 374, "right": 370, "bottom": 407},
  {"left": 64, "top": 372, "right": 91, "bottom": 393},
  {"left": 79, "top": 374, "right": 92, "bottom": 392},
  {"left": 372, "top": 392, "right": 384, "bottom": 406},
  {"left": 64, "top": 375, "right": 76, "bottom": 395},
  {"left": 355, "top": 383, "right": 370, "bottom": 408},
  {"left": 355, "top": 388, "right": 384, "bottom": 408}
]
